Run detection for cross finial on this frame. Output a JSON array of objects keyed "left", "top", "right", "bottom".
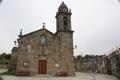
[
  {"left": 42, "top": 22, "right": 45, "bottom": 28},
  {"left": 20, "top": 29, "right": 23, "bottom": 36},
  {"left": 18, "top": 29, "right": 23, "bottom": 37},
  {"left": 14, "top": 41, "right": 17, "bottom": 46}
]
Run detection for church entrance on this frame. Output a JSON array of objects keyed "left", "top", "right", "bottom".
[{"left": 38, "top": 60, "right": 47, "bottom": 74}]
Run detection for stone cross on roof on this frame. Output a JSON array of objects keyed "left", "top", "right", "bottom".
[
  {"left": 42, "top": 22, "right": 45, "bottom": 28},
  {"left": 18, "top": 29, "right": 23, "bottom": 37}
]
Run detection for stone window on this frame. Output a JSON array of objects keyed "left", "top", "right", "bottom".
[
  {"left": 39, "top": 35, "right": 47, "bottom": 56},
  {"left": 63, "top": 17, "right": 67, "bottom": 26},
  {"left": 40, "top": 35, "right": 47, "bottom": 45}
]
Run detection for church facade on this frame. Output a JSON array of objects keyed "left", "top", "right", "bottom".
[{"left": 11, "top": 2, "right": 75, "bottom": 76}]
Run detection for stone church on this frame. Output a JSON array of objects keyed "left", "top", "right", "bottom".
[{"left": 11, "top": 2, "right": 75, "bottom": 76}]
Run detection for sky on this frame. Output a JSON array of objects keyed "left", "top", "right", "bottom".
[{"left": 0, "top": 0, "right": 120, "bottom": 56}]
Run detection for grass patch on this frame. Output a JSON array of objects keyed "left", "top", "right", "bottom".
[{"left": 0, "top": 70, "right": 16, "bottom": 75}]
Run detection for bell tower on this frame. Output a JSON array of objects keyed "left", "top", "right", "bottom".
[
  {"left": 56, "top": 2, "right": 72, "bottom": 32},
  {"left": 55, "top": 2, "right": 75, "bottom": 76}
]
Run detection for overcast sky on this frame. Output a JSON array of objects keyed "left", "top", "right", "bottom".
[{"left": 0, "top": 0, "right": 120, "bottom": 56}]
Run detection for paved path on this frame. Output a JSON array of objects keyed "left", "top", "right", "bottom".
[
  {"left": 0, "top": 69, "right": 8, "bottom": 80},
  {"left": 0, "top": 69, "right": 117, "bottom": 80},
  {"left": 0, "top": 69, "right": 7, "bottom": 74},
  {"left": 1, "top": 73, "right": 117, "bottom": 80}
]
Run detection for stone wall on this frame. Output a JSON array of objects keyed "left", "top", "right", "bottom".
[{"left": 0, "top": 64, "right": 9, "bottom": 69}]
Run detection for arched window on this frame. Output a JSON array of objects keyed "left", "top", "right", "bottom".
[
  {"left": 40, "top": 35, "right": 46, "bottom": 45},
  {"left": 39, "top": 35, "right": 47, "bottom": 56},
  {"left": 63, "top": 17, "right": 68, "bottom": 26}
]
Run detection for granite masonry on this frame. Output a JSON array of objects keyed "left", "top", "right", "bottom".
[{"left": 11, "top": 2, "right": 75, "bottom": 76}]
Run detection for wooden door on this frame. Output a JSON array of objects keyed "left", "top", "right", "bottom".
[{"left": 38, "top": 60, "right": 47, "bottom": 74}]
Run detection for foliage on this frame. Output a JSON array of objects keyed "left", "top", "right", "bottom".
[
  {"left": 84, "top": 55, "right": 96, "bottom": 59},
  {"left": 77, "top": 55, "right": 82, "bottom": 59},
  {"left": 4, "top": 54, "right": 11, "bottom": 60},
  {"left": 0, "top": 53, "right": 11, "bottom": 64}
]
